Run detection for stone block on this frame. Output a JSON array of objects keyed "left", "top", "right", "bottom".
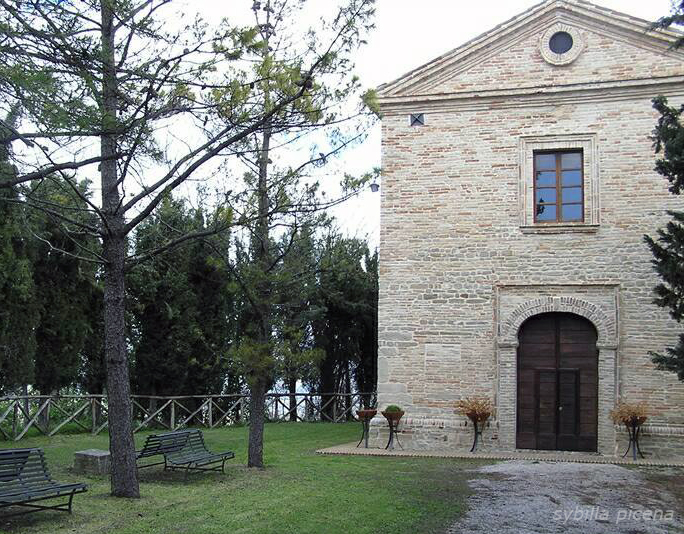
[{"left": 74, "top": 449, "right": 111, "bottom": 475}]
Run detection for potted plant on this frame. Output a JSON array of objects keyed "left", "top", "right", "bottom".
[
  {"left": 610, "top": 401, "right": 648, "bottom": 460},
  {"left": 456, "top": 397, "right": 494, "bottom": 453},
  {"left": 381, "top": 405, "right": 404, "bottom": 450},
  {"left": 381, "top": 404, "right": 404, "bottom": 422}
]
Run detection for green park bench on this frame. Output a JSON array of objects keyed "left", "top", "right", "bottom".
[
  {"left": 136, "top": 429, "right": 192, "bottom": 469},
  {"left": 0, "top": 448, "right": 87, "bottom": 517},
  {"left": 136, "top": 429, "right": 234, "bottom": 476}
]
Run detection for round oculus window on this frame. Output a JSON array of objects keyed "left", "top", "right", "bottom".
[
  {"left": 540, "top": 24, "right": 583, "bottom": 66},
  {"left": 549, "top": 31, "right": 573, "bottom": 54}
]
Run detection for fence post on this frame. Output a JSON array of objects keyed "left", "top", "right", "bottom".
[
  {"left": 3, "top": 392, "right": 372, "bottom": 441},
  {"left": 91, "top": 397, "right": 97, "bottom": 435},
  {"left": 12, "top": 401, "right": 18, "bottom": 440},
  {"left": 306, "top": 395, "right": 313, "bottom": 421}
]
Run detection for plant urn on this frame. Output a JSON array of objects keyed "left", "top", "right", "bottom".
[
  {"left": 381, "top": 410, "right": 404, "bottom": 423},
  {"left": 357, "top": 409, "right": 377, "bottom": 420}
]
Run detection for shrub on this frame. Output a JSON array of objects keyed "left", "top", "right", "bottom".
[
  {"left": 610, "top": 402, "right": 648, "bottom": 427},
  {"left": 383, "top": 404, "right": 403, "bottom": 413},
  {"left": 455, "top": 397, "right": 494, "bottom": 423}
]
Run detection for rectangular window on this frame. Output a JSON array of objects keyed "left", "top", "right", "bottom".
[{"left": 533, "top": 150, "right": 584, "bottom": 223}]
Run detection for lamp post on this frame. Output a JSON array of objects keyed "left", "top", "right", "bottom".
[{"left": 370, "top": 178, "right": 379, "bottom": 408}]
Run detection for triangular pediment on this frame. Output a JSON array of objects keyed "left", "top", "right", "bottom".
[{"left": 378, "top": 0, "right": 684, "bottom": 100}]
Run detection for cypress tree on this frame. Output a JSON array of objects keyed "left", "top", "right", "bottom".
[
  {"left": 645, "top": 96, "right": 684, "bottom": 380},
  {"left": 0, "top": 110, "right": 37, "bottom": 394},
  {"left": 0, "top": 189, "right": 37, "bottom": 394},
  {"left": 27, "top": 178, "right": 100, "bottom": 394},
  {"left": 644, "top": 3, "right": 684, "bottom": 380}
]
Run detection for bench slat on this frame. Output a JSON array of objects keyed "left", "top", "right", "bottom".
[
  {"left": 0, "top": 448, "right": 86, "bottom": 514},
  {"left": 136, "top": 429, "right": 234, "bottom": 474},
  {"left": 136, "top": 431, "right": 192, "bottom": 459}
]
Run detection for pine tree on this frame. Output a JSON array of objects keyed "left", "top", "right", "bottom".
[
  {"left": 216, "top": 0, "right": 377, "bottom": 468},
  {"left": 2, "top": 0, "right": 375, "bottom": 488},
  {"left": 1, "top": 0, "right": 327, "bottom": 495}
]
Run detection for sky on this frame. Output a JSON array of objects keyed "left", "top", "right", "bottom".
[{"left": 316, "top": 0, "right": 674, "bottom": 247}]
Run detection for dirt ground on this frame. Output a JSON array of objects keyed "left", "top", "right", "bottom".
[{"left": 446, "top": 461, "right": 684, "bottom": 534}]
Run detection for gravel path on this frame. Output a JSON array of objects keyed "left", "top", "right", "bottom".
[{"left": 446, "top": 461, "right": 684, "bottom": 534}]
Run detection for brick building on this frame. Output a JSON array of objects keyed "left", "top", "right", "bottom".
[{"left": 372, "top": 0, "right": 684, "bottom": 457}]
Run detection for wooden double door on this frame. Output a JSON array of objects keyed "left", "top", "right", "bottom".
[{"left": 516, "top": 313, "right": 598, "bottom": 452}]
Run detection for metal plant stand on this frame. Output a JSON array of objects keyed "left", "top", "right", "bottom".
[
  {"left": 470, "top": 420, "right": 484, "bottom": 453},
  {"left": 385, "top": 417, "right": 403, "bottom": 450},
  {"left": 356, "top": 410, "right": 377, "bottom": 448},
  {"left": 356, "top": 412, "right": 375, "bottom": 448},
  {"left": 622, "top": 421, "right": 645, "bottom": 460}
]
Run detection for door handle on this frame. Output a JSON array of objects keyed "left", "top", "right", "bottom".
[{"left": 558, "top": 406, "right": 563, "bottom": 411}]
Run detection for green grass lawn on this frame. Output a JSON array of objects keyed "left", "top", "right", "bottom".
[{"left": 0, "top": 423, "right": 482, "bottom": 534}]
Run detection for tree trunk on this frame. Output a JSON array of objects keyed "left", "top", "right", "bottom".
[
  {"left": 103, "top": 234, "right": 139, "bottom": 497},
  {"left": 147, "top": 397, "right": 158, "bottom": 429},
  {"left": 22, "top": 385, "right": 29, "bottom": 428},
  {"left": 247, "top": 90, "right": 272, "bottom": 467},
  {"left": 344, "top": 364, "right": 351, "bottom": 422},
  {"left": 100, "top": 1, "right": 139, "bottom": 498},
  {"left": 248, "top": 380, "right": 267, "bottom": 467},
  {"left": 288, "top": 376, "right": 297, "bottom": 422},
  {"left": 246, "top": 10, "right": 276, "bottom": 466},
  {"left": 320, "top": 356, "right": 336, "bottom": 421}
]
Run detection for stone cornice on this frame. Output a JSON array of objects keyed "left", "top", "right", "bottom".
[
  {"left": 496, "top": 282, "right": 621, "bottom": 289},
  {"left": 378, "top": 77, "right": 684, "bottom": 115},
  {"left": 520, "top": 224, "right": 600, "bottom": 234},
  {"left": 497, "top": 341, "right": 519, "bottom": 349}
]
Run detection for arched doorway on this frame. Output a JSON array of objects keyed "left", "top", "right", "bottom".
[{"left": 516, "top": 312, "right": 598, "bottom": 452}]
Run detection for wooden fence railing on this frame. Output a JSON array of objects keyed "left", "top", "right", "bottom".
[{"left": 0, "top": 393, "right": 372, "bottom": 441}]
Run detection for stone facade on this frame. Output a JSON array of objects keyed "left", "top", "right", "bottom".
[{"left": 372, "top": 0, "right": 684, "bottom": 458}]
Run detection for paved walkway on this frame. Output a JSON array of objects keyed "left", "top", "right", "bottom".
[
  {"left": 446, "top": 461, "right": 684, "bottom": 534},
  {"left": 316, "top": 442, "right": 684, "bottom": 467}
]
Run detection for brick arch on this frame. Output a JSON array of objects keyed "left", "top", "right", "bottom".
[{"left": 499, "top": 296, "right": 615, "bottom": 346}]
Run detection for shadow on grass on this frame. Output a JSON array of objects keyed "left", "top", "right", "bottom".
[
  {"left": 135, "top": 467, "right": 235, "bottom": 485},
  {"left": 0, "top": 506, "right": 75, "bottom": 533}
]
